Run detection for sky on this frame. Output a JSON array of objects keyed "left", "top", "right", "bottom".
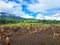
[{"left": 0, "top": 0, "right": 60, "bottom": 20}]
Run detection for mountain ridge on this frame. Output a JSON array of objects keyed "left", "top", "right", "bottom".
[{"left": 0, "top": 12, "right": 25, "bottom": 20}]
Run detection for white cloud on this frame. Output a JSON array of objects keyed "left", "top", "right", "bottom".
[
  {"left": 36, "top": 14, "right": 44, "bottom": 19},
  {"left": 52, "top": 13, "right": 60, "bottom": 20},
  {"left": 0, "top": 0, "right": 34, "bottom": 18},
  {"left": 0, "top": 1, "right": 20, "bottom": 12},
  {"left": 0, "top": 0, "right": 60, "bottom": 19},
  {"left": 27, "top": 3, "right": 46, "bottom": 13},
  {"left": 56, "top": 17, "right": 60, "bottom": 20},
  {"left": 22, "top": 14, "right": 34, "bottom": 18},
  {"left": 0, "top": 1, "right": 14, "bottom": 9},
  {"left": 53, "top": 13, "right": 60, "bottom": 17},
  {"left": 38, "top": 0, "right": 60, "bottom": 7},
  {"left": 6, "top": 5, "right": 34, "bottom": 18},
  {"left": 36, "top": 12, "right": 60, "bottom": 20},
  {"left": 44, "top": 16, "right": 60, "bottom": 20},
  {"left": 0, "top": 10, "right": 2, "bottom": 12},
  {"left": 26, "top": 0, "right": 60, "bottom": 13},
  {"left": 44, "top": 16, "right": 55, "bottom": 20},
  {"left": 44, "top": 13, "right": 60, "bottom": 20},
  {"left": 24, "top": 0, "right": 60, "bottom": 20}
]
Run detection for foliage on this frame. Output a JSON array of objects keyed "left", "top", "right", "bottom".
[
  {"left": 22, "top": 19, "right": 60, "bottom": 24},
  {"left": 0, "top": 18, "right": 60, "bottom": 25},
  {"left": 0, "top": 18, "right": 20, "bottom": 24}
]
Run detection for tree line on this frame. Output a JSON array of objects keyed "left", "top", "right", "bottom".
[
  {"left": 0, "top": 18, "right": 20, "bottom": 24},
  {"left": 0, "top": 18, "right": 60, "bottom": 24},
  {"left": 22, "top": 19, "right": 60, "bottom": 24}
]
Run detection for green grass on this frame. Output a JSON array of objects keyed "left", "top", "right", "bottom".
[
  {"left": 0, "top": 23, "right": 41, "bottom": 27},
  {"left": 0, "top": 22, "right": 60, "bottom": 27}
]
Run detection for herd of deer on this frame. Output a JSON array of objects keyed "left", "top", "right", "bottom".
[{"left": 0, "top": 24, "right": 60, "bottom": 45}]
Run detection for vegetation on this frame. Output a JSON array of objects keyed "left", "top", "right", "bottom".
[
  {"left": 0, "top": 18, "right": 20, "bottom": 24},
  {"left": 23, "top": 19, "right": 60, "bottom": 24},
  {"left": 0, "top": 18, "right": 60, "bottom": 24}
]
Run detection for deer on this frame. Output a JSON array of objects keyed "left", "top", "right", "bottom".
[
  {"left": 52, "top": 27, "right": 60, "bottom": 39},
  {"left": 0, "top": 28, "right": 5, "bottom": 33},
  {"left": 0, "top": 28, "right": 5, "bottom": 43},
  {"left": 1, "top": 34, "right": 10, "bottom": 45},
  {"left": 0, "top": 34, "right": 2, "bottom": 44},
  {"left": 2, "top": 28, "right": 14, "bottom": 45},
  {"left": 5, "top": 34, "right": 10, "bottom": 45}
]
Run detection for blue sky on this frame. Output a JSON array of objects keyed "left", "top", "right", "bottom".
[{"left": 0, "top": 0, "right": 60, "bottom": 20}]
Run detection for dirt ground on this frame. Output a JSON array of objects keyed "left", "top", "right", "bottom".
[
  {"left": 0, "top": 25, "right": 60, "bottom": 45},
  {"left": 10, "top": 31, "right": 60, "bottom": 45}
]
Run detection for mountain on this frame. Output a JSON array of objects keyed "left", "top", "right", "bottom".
[
  {"left": 0, "top": 12, "right": 41, "bottom": 23},
  {"left": 0, "top": 12, "right": 24, "bottom": 20}
]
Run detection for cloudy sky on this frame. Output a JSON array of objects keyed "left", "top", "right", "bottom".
[{"left": 0, "top": 0, "right": 60, "bottom": 20}]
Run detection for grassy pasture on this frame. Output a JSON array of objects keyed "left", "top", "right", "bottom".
[{"left": 0, "top": 22, "right": 60, "bottom": 27}]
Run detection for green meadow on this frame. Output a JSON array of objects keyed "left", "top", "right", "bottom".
[{"left": 0, "top": 22, "right": 60, "bottom": 27}]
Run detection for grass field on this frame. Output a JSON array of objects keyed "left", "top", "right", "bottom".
[{"left": 0, "top": 23, "right": 60, "bottom": 27}]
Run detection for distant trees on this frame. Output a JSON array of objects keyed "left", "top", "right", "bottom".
[
  {"left": 0, "top": 18, "right": 60, "bottom": 24},
  {"left": 0, "top": 18, "right": 20, "bottom": 24},
  {"left": 22, "top": 19, "right": 60, "bottom": 24},
  {"left": 38, "top": 20, "right": 60, "bottom": 24}
]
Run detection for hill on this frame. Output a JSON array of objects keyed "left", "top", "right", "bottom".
[{"left": 0, "top": 12, "right": 25, "bottom": 20}]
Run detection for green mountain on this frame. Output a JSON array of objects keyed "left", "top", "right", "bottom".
[{"left": 0, "top": 12, "right": 24, "bottom": 20}]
